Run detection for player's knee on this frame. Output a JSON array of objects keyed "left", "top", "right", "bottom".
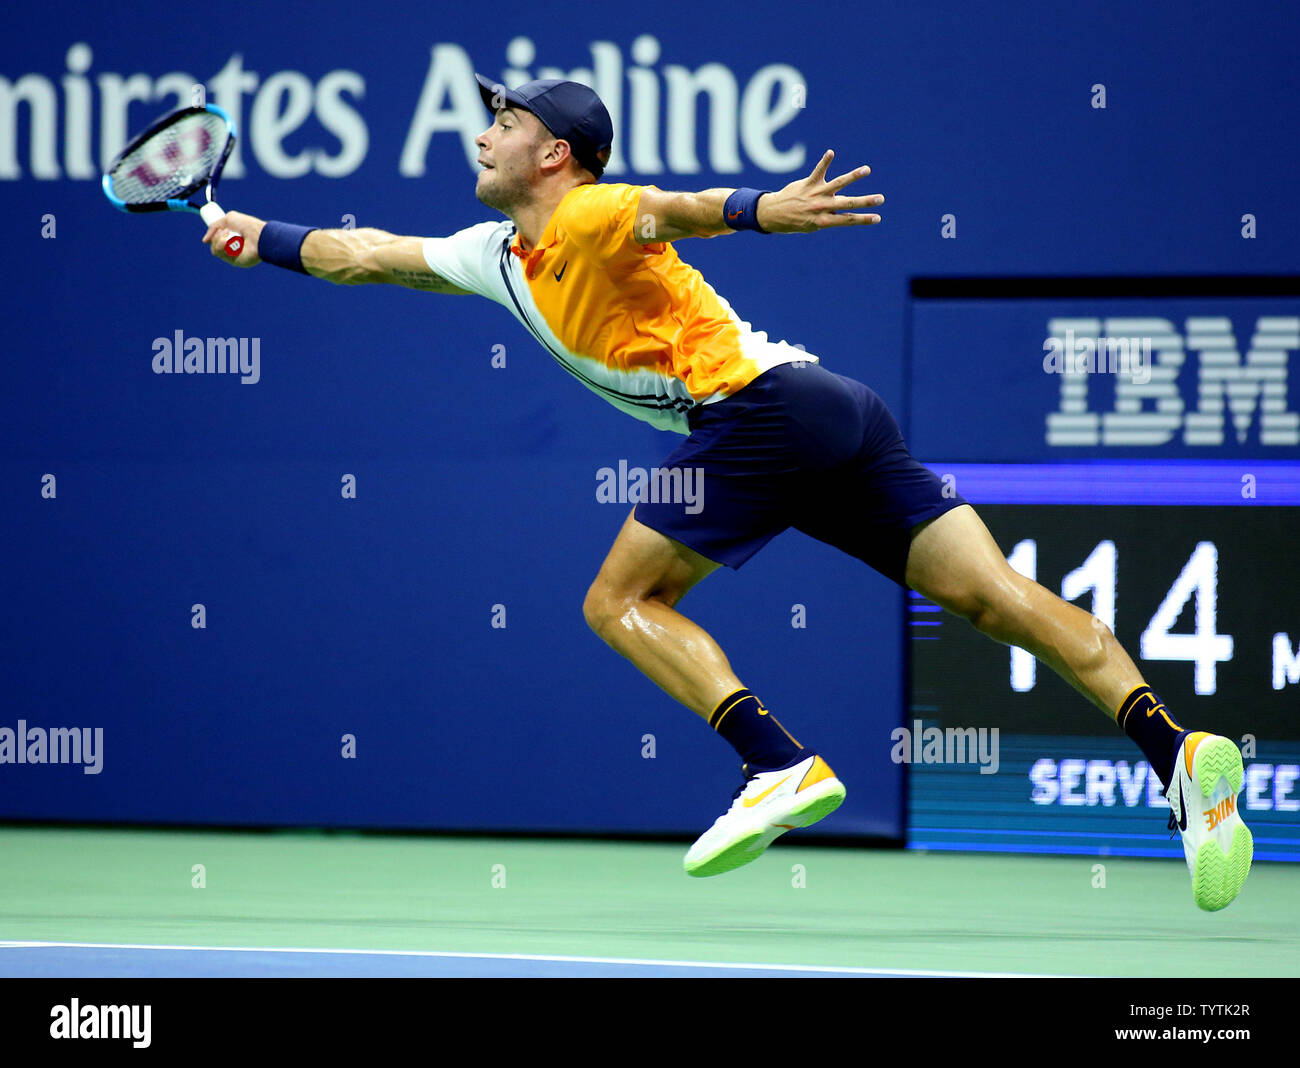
[
  {"left": 582, "top": 583, "right": 608, "bottom": 635},
  {"left": 964, "top": 578, "right": 1033, "bottom": 644},
  {"left": 924, "top": 581, "right": 999, "bottom": 633},
  {"left": 582, "top": 582, "right": 623, "bottom": 645},
  {"left": 966, "top": 595, "right": 1009, "bottom": 641}
]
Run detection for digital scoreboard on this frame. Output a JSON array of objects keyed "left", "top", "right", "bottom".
[{"left": 905, "top": 462, "right": 1300, "bottom": 861}]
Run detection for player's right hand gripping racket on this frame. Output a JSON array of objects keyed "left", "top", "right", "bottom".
[{"left": 102, "top": 103, "right": 243, "bottom": 257}]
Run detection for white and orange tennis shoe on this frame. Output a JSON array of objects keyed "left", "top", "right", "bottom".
[
  {"left": 684, "top": 753, "right": 846, "bottom": 877},
  {"left": 1165, "top": 731, "right": 1253, "bottom": 911}
]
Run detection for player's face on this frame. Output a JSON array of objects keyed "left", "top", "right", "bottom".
[{"left": 474, "top": 108, "right": 547, "bottom": 212}]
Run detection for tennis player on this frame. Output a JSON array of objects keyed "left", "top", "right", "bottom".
[{"left": 203, "top": 76, "right": 1252, "bottom": 909}]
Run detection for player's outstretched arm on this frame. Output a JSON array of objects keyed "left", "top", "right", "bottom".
[
  {"left": 635, "top": 149, "right": 883, "bottom": 242},
  {"left": 201, "top": 211, "right": 470, "bottom": 294}
]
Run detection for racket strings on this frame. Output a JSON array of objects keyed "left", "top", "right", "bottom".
[{"left": 108, "top": 111, "right": 228, "bottom": 204}]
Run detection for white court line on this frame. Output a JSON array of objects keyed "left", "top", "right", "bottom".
[{"left": 0, "top": 940, "right": 1066, "bottom": 978}]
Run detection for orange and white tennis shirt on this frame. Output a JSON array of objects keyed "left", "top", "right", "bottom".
[{"left": 421, "top": 182, "right": 817, "bottom": 434}]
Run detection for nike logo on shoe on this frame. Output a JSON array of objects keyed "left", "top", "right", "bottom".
[
  {"left": 742, "top": 775, "right": 791, "bottom": 808},
  {"left": 1166, "top": 733, "right": 1253, "bottom": 911},
  {"left": 1205, "top": 794, "right": 1236, "bottom": 831},
  {"left": 683, "top": 754, "right": 847, "bottom": 877}
]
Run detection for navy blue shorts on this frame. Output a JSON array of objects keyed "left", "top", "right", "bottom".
[{"left": 633, "top": 362, "right": 968, "bottom": 587}]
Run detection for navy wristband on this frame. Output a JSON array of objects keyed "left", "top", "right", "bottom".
[
  {"left": 258, "top": 221, "right": 318, "bottom": 273},
  {"left": 723, "top": 188, "right": 771, "bottom": 233}
]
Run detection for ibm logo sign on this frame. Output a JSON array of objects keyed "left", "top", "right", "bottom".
[{"left": 1046, "top": 316, "right": 1299, "bottom": 447}]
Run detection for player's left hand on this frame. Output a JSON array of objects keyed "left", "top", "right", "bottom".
[{"left": 756, "top": 150, "right": 883, "bottom": 233}]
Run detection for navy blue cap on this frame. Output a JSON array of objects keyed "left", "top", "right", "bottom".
[{"left": 475, "top": 74, "right": 613, "bottom": 179}]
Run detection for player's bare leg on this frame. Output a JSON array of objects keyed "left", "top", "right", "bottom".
[
  {"left": 903, "top": 504, "right": 1144, "bottom": 716},
  {"left": 582, "top": 509, "right": 737, "bottom": 719},
  {"left": 905, "top": 503, "right": 1252, "bottom": 909},
  {"left": 584, "top": 508, "right": 845, "bottom": 876}
]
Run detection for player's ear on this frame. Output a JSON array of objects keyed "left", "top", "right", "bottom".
[{"left": 541, "top": 137, "right": 575, "bottom": 175}]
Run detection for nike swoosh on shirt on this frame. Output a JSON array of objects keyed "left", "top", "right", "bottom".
[{"left": 553, "top": 261, "right": 567, "bottom": 281}]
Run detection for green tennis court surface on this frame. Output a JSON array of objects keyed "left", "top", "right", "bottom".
[{"left": 2, "top": 827, "right": 1295, "bottom": 977}]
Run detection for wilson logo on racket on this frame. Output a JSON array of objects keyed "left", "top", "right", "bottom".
[
  {"left": 101, "top": 104, "right": 242, "bottom": 260},
  {"left": 130, "top": 127, "right": 213, "bottom": 188}
]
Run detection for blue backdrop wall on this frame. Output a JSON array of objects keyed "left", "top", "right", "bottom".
[{"left": 2, "top": 0, "right": 1296, "bottom": 835}]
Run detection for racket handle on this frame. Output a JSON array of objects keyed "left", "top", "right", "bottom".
[{"left": 199, "top": 200, "right": 242, "bottom": 259}]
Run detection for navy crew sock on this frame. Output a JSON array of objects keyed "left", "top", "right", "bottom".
[
  {"left": 1117, "top": 685, "right": 1188, "bottom": 790},
  {"left": 709, "top": 688, "right": 807, "bottom": 774}
]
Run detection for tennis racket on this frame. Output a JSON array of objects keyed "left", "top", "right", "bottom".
[{"left": 102, "top": 103, "right": 243, "bottom": 258}]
